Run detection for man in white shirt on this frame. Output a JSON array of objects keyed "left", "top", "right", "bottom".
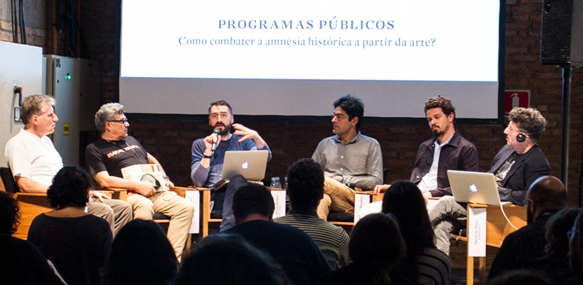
[{"left": 4, "top": 95, "right": 132, "bottom": 235}]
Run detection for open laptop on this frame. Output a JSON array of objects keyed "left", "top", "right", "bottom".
[
  {"left": 447, "top": 170, "right": 509, "bottom": 205},
  {"left": 220, "top": 150, "right": 269, "bottom": 182}
]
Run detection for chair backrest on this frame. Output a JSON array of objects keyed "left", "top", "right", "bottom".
[{"left": 0, "top": 167, "right": 19, "bottom": 194}]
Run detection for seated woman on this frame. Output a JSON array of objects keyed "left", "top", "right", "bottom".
[
  {"left": 381, "top": 180, "right": 451, "bottom": 285},
  {"left": 102, "top": 219, "right": 178, "bottom": 285},
  {"left": 27, "top": 166, "right": 112, "bottom": 285},
  {"left": 320, "top": 213, "right": 411, "bottom": 285},
  {"left": 0, "top": 191, "right": 64, "bottom": 284}
]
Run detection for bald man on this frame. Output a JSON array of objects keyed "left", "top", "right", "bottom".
[{"left": 488, "top": 176, "right": 567, "bottom": 280}]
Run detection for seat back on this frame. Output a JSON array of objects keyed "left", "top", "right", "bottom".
[{"left": 0, "top": 167, "right": 19, "bottom": 194}]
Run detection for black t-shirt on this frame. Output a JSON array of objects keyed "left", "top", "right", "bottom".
[{"left": 85, "top": 136, "right": 148, "bottom": 178}]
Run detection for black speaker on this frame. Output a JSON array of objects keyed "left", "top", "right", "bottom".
[{"left": 540, "top": 0, "right": 583, "bottom": 66}]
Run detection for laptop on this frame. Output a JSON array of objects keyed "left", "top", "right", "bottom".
[
  {"left": 220, "top": 150, "right": 269, "bottom": 182},
  {"left": 447, "top": 170, "right": 509, "bottom": 205}
]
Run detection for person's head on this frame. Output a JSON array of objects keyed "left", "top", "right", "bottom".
[
  {"left": 208, "top": 100, "right": 234, "bottom": 136},
  {"left": 332, "top": 94, "right": 364, "bottom": 136},
  {"left": 0, "top": 191, "right": 20, "bottom": 236},
  {"left": 232, "top": 183, "right": 275, "bottom": 224},
  {"left": 381, "top": 180, "right": 435, "bottom": 254},
  {"left": 20, "top": 95, "right": 58, "bottom": 136},
  {"left": 286, "top": 158, "right": 324, "bottom": 213},
  {"left": 424, "top": 95, "right": 456, "bottom": 138},
  {"left": 504, "top": 107, "right": 546, "bottom": 148},
  {"left": 94, "top": 103, "right": 129, "bottom": 139},
  {"left": 349, "top": 213, "right": 406, "bottom": 284},
  {"left": 544, "top": 208, "right": 581, "bottom": 258},
  {"left": 487, "top": 269, "right": 551, "bottom": 285},
  {"left": 47, "top": 166, "right": 91, "bottom": 209},
  {"left": 103, "top": 219, "right": 178, "bottom": 285},
  {"left": 568, "top": 210, "right": 583, "bottom": 274},
  {"left": 176, "top": 233, "right": 290, "bottom": 285},
  {"left": 525, "top": 176, "right": 567, "bottom": 223}
]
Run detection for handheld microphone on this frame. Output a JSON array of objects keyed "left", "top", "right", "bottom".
[{"left": 211, "top": 127, "right": 221, "bottom": 154}]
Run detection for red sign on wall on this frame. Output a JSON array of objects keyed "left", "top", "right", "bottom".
[{"left": 504, "top": 90, "right": 530, "bottom": 115}]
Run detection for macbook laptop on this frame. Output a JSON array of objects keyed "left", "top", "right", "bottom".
[
  {"left": 447, "top": 170, "right": 509, "bottom": 205},
  {"left": 220, "top": 150, "right": 269, "bottom": 182}
]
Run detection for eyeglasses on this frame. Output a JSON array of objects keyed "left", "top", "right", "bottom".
[
  {"left": 332, "top": 113, "right": 347, "bottom": 120},
  {"left": 109, "top": 119, "right": 128, "bottom": 124},
  {"left": 567, "top": 228, "right": 580, "bottom": 239}
]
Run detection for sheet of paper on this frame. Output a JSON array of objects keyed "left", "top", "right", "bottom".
[{"left": 468, "top": 207, "right": 487, "bottom": 257}]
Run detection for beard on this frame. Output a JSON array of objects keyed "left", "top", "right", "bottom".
[{"left": 214, "top": 123, "right": 231, "bottom": 136}]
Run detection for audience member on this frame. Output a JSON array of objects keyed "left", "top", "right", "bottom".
[
  {"left": 523, "top": 208, "right": 581, "bottom": 285},
  {"left": 85, "top": 102, "right": 194, "bottom": 261},
  {"left": 190, "top": 99, "right": 271, "bottom": 231},
  {"left": 27, "top": 166, "right": 112, "bottom": 285},
  {"left": 274, "top": 158, "right": 350, "bottom": 269},
  {"left": 486, "top": 270, "right": 552, "bottom": 285},
  {"left": 176, "top": 233, "right": 290, "bottom": 285},
  {"left": 320, "top": 213, "right": 412, "bottom": 285},
  {"left": 312, "top": 94, "right": 383, "bottom": 220},
  {"left": 488, "top": 175, "right": 567, "bottom": 280},
  {"left": 0, "top": 191, "right": 65, "bottom": 285},
  {"left": 102, "top": 219, "right": 178, "bottom": 285},
  {"left": 4, "top": 94, "right": 132, "bottom": 235},
  {"left": 565, "top": 210, "right": 583, "bottom": 285},
  {"left": 225, "top": 183, "right": 332, "bottom": 285},
  {"left": 382, "top": 180, "right": 451, "bottom": 285}
]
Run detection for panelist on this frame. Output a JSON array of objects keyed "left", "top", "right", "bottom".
[
  {"left": 190, "top": 100, "right": 271, "bottom": 231},
  {"left": 4, "top": 95, "right": 132, "bottom": 236},
  {"left": 312, "top": 95, "right": 383, "bottom": 220},
  {"left": 85, "top": 103, "right": 194, "bottom": 261}
]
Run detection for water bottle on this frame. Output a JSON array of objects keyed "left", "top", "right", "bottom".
[{"left": 270, "top": 177, "right": 282, "bottom": 189}]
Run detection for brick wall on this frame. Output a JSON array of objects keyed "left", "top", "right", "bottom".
[{"left": 2, "top": 1, "right": 582, "bottom": 206}]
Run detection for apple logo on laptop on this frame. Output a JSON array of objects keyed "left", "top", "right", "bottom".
[
  {"left": 469, "top": 184, "right": 478, "bottom": 193},
  {"left": 242, "top": 162, "right": 249, "bottom": 169}
]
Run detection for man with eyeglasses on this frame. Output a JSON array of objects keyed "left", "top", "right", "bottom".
[
  {"left": 4, "top": 95, "right": 132, "bottom": 236},
  {"left": 191, "top": 100, "right": 271, "bottom": 231},
  {"left": 566, "top": 211, "right": 583, "bottom": 284},
  {"left": 488, "top": 175, "right": 566, "bottom": 280},
  {"left": 85, "top": 103, "right": 194, "bottom": 261},
  {"left": 312, "top": 95, "right": 383, "bottom": 220}
]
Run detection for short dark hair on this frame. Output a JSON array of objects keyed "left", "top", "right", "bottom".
[
  {"left": 528, "top": 176, "right": 567, "bottom": 213},
  {"left": 209, "top": 100, "right": 233, "bottom": 114},
  {"left": 20, "top": 95, "right": 56, "bottom": 125},
  {"left": 545, "top": 208, "right": 581, "bottom": 258},
  {"left": 508, "top": 107, "right": 546, "bottom": 141},
  {"left": 424, "top": 95, "right": 455, "bottom": 117},
  {"left": 349, "top": 213, "right": 406, "bottom": 284},
  {"left": 103, "top": 219, "right": 178, "bottom": 285},
  {"left": 47, "top": 166, "right": 91, "bottom": 209},
  {"left": 232, "top": 183, "right": 274, "bottom": 220},
  {"left": 177, "top": 233, "right": 290, "bottom": 285},
  {"left": 286, "top": 158, "right": 324, "bottom": 212},
  {"left": 334, "top": 95, "right": 364, "bottom": 131},
  {"left": 0, "top": 191, "right": 20, "bottom": 235}
]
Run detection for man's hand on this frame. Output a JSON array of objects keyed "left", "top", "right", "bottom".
[
  {"left": 136, "top": 181, "right": 156, "bottom": 197},
  {"left": 203, "top": 132, "right": 221, "bottom": 152},
  {"left": 373, "top": 184, "right": 390, "bottom": 194},
  {"left": 232, "top": 123, "right": 259, "bottom": 141},
  {"left": 89, "top": 190, "right": 111, "bottom": 203},
  {"left": 164, "top": 177, "right": 174, "bottom": 187}
]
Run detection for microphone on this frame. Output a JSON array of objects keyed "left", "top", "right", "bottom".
[{"left": 211, "top": 127, "right": 221, "bottom": 154}]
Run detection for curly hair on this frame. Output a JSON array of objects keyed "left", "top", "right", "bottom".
[
  {"left": 286, "top": 158, "right": 324, "bottom": 212},
  {"left": 508, "top": 107, "right": 546, "bottom": 141},
  {"left": 424, "top": 95, "right": 455, "bottom": 117},
  {"left": 47, "top": 166, "right": 91, "bottom": 209},
  {"left": 94, "top": 103, "right": 125, "bottom": 134},
  {"left": 0, "top": 191, "right": 20, "bottom": 235},
  {"left": 20, "top": 95, "right": 56, "bottom": 125}
]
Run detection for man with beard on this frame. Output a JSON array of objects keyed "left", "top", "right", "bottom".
[
  {"left": 372, "top": 95, "right": 479, "bottom": 255},
  {"left": 191, "top": 100, "right": 271, "bottom": 231},
  {"left": 488, "top": 176, "right": 567, "bottom": 280}
]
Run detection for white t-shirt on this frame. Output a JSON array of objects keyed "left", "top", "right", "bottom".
[{"left": 5, "top": 129, "right": 63, "bottom": 187}]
